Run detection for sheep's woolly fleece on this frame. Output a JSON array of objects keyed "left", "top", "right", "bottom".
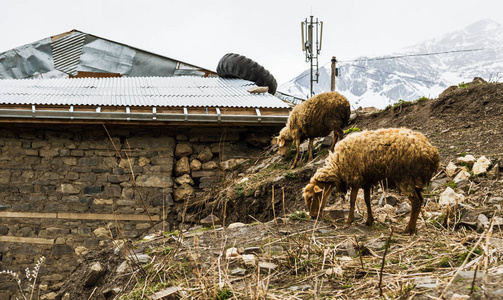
[
  {"left": 312, "top": 128, "right": 440, "bottom": 193},
  {"left": 279, "top": 91, "right": 350, "bottom": 141}
]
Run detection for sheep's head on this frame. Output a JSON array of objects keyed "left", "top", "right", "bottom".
[
  {"left": 303, "top": 180, "right": 334, "bottom": 218},
  {"left": 277, "top": 128, "right": 293, "bottom": 156}
]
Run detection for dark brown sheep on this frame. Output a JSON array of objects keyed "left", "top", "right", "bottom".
[
  {"left": 303, "top": 128, "right": 440, "bottom": 234},
  {"left": 277, "top": 91, "right": 350, "bottom": 168}
]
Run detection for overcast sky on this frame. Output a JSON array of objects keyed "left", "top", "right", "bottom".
[{"left": 1, "top": 0, "right": 502, "bottom": 84}]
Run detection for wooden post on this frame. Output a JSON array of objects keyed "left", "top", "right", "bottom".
[{"left": 330, "top": 56, "right": 337, "bottom": 91}]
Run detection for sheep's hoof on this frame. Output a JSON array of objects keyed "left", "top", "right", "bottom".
[
  {"left": 344, "top": 219, "right": 354, "bottom": 225},
  {"left": 404, "top": 227, "right": 417, "bottom": 235},
  {"left": 365, "top": 218, "right": 374, "bottom": 226}
]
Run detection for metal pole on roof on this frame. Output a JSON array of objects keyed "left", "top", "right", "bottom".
[
  {"left": 331, "top": 56, "right": 337, "bottom": 92},
  {"left": 301, "top": 15, "right": 323, "bottom": 98}
]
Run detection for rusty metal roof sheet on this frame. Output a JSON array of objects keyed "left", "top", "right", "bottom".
[
  {"left": 51, "top": 31, "right": 86, "bottom": 75},
  {"left": 0, "top": 76, "right": 290, "bottom": 109},
  {"left": 0, "top": 30, "right": 217, "bottom": 79}
]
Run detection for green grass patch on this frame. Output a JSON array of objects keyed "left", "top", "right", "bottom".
[
  {"left": 344, "top": 127, "right": 361, "bottom": 134},
  {"left": 285, "top": 170, "right": 295, "bottom": 178},
  {"left": 445, "top": 180, "right": 457, "bottom": 189},
  {"left": 438, "top": 256, "right": 451, "bottom": 268},
  {"left": 215, "top": 287, "right": 233, "bottom": 300},
  {"left": 288, "top": 211, "right": 309, "bottom": 221},
  {"left": 386, "top": 99, "right": 413, "bottom": 110},
  {"left": 458, "top": 82, "right": 469, "bottom": 89},
  {"left": 457, "top": 247, "right": 483, "bottom": 265}
]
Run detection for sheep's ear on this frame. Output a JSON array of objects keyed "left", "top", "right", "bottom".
[
  {"left": 278, "top": 139, "right": 285, "bottom": 147},
  {"left": 313, "top": 185, "right": 323, "bottom": 194}
]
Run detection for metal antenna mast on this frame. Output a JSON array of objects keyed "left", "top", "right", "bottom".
[{"left": 301, "top": 16, "right": 323, "bottom": 98}]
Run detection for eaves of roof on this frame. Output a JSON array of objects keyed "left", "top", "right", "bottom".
[{"left": 0, "top": 76, "right": 291, "bottom": 125}]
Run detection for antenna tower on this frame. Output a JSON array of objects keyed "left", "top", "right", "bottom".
[{"left": 301, "top": 16, "right": 323, "bottom": 98}]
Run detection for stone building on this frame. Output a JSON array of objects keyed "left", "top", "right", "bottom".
[{"left": 0, "top": 30, "right": 291, "bottom": 297}]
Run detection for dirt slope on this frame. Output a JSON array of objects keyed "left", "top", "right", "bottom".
[
  {"left": 53, "top": 82, "right": 503, "bottom": 299},
  {"left": 355, "top": 82, "right": 503, "bottom": 162}
]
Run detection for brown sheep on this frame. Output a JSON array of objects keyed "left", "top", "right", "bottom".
[
  {"left": 303, "top": 128, "right": 440, "bottom": 234},
  {"left": 277, "top": 91, "right": 350, "bottom": 168}
]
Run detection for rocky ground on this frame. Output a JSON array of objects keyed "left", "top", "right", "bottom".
[{"left": 11, "top": 80, "right": 503, "bottom": 299}]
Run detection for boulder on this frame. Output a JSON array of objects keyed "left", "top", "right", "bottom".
[
  {"left": 396, "top": 202, "right": 412, "bottom": 215},
  {"left": 487, "top": 163, "right": 500, "bottom": 180},
  {"left": 75, "top": 246, "right": 89, "bottom": 256},
  {"left": 138, "top": 157, "right": 150, "bottom": 167},
  {"left": 242, "top": 254, "right": 256, "bottom": 266},
  {"left": 477, "top": 214, "right": 490, "bottom": 231},
  {"left": 200, "top": 214, "right": 221, "bottom": 227},
  {"left": 226, "top": 247, "right": 239, "bottom": 259},
  {"left": 196, "top": 147, "right": 213, "bottom": 163},
  {"left": 93, "top": 227, "right": 110, "bottom": 239},
  {"left": 220, "top": 158, "right": 247, "bottom": 170},
  {"left": 244, "top": 247, "right": 261, "bottom": 255},
  {"left": 228, "top": 222, "right": 246, "bottom": 229},
  {"left": 453, "top": 170, "right": 471, "bottom": 186},
  {"left": 472, "top": 156, "right": 491, "bottom": 175},
  {"left": 149, "top": 286, "right": 183, "bottom": 300},
  {"left": 127, "top": 254, "right": 151, "bottom": 264},
  {"left": 231, "top": 267, "right": 246, "bottom": 276},
  {"left": 173, "top": 183, "right": 194, "bottom": 202},
  {"left": 379, "top": 195, "right": 398, "bottom": 207},
  {"left": 175, "top": 157, "right": 191, "bottom": 176},
  {"left": 175, "top": 143, "right": 192, "bottom": 158},
  {"left": 202, "top": 161, "right": 219, "bottom": 170},
  {"left": 175, "top": 174, "right": 194, "bottom": 186},
  {"left": 457, "top": 155, "right": 476, "bottom": 167},
  {"left": 258, "top": 261, "right": 277, "bottom": 273},
  {"left": 190, "top": 159, "right": 202, "bottom": 171},
  {"left": 136, "top": 175, "right": 173, "bottom": 188},
  {"left": 116, "top": 261, "right": 129, "bottom": 273},
  {"left": 439, "top": 187, "right": 465, "bottom": 206},
  {"left": 84, "top": 262, "right": 106, "bottom": 287},
  {"left": 445, "top": 161, "right": 458, "bottom": 177},
  {"left": 57, "top": 184, "right": 80, "bottom": 194}
]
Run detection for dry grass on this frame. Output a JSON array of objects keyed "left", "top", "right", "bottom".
[
  {"left": 98, "top": 126, "right": 502, "bottom": 299},
  {"left": 112, "top": 198, "right": 502, "bottom": 299}
]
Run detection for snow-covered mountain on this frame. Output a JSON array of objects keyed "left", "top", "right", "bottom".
[{"left": 279, "top": 19, "right": 503, "bottom": 109}]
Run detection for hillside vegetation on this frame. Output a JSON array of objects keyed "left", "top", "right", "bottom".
[{"left": 17, "top": 81, "right": 503, "bottom": 299}]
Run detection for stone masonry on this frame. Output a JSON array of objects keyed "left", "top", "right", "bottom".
[{"left": 0, "top": 124, "right": 279, "bottom": 298}]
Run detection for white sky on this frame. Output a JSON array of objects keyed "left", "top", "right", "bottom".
[{"left": 1, "top": 0, "right": 502, "bottom": 84}]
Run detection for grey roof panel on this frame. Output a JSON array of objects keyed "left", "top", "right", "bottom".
[
  {"left": 0, "top": 76, "right": 290, "bottom": 109},
  {"left": 51, "top": 32, "right": 86, "bottom": 75}
]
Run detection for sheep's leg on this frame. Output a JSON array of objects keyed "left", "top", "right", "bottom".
[
  {"left": 345, "top": 188, "right": 359, "bottom": 225},
  {"left": 330, "top": 128, "right": 343, "bottom": 151},
  {"left": 363, "top": 186, "right": 374, "bottom": 226},
  {"left": 308, "top": 138, "right": 314, "bottom": 161},
  {"left": 318, "top": 184, "right": 335, "bottom": 216},
  {"left": 291, "top": 136, "right": 301, "bottom": 168},
  {"left": 405, "top": 188, "right": 424, "bottom": 234}
]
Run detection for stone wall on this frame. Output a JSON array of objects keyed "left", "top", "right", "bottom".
[{"left": 0, "top": 124, "right": 279, "bottom": 298}]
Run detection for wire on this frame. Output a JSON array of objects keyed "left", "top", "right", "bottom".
[
  {"left": 287, "top": 46, "right": 503, "bottom": 83},
  {"left": 345, "top": 64, "right": 438, "bottom": 85},
  {"left": 339, "top": 47, "right": 497, "bottom": 62}
]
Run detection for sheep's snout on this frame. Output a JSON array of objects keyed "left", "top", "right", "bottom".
[
  {"left": 303, "top": 182, "right": 331, "bottom": 218},
  {"left": 277, "top": 138, "right": 292, "bottom": 156}
]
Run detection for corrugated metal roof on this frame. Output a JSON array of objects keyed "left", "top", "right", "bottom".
[
  {"left": 51, "top": 31, "right": 86, "bottom": 75},
  {"left": 0, "top": 30, "right": 217, "bottom": 79},
  {"left": 0, "top": 76, "right": 290, "bottom": 109}
]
